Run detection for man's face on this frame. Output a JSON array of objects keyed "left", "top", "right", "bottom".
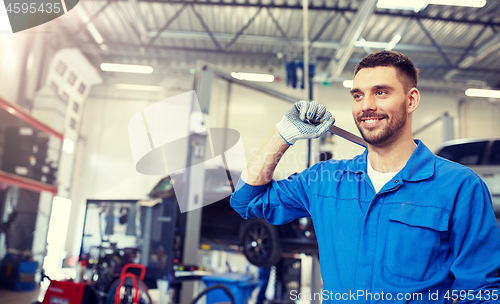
[{"left": 351, "top": 66, "right": 410, "bottom": 147}]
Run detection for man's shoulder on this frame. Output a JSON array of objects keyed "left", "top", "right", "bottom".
[{"left": 433, "top": 154, "right": 481, "bottom": 182}]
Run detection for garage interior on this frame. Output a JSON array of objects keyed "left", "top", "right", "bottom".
[{"left": 0, "top": 0, "right": 499, "bottom": 303}]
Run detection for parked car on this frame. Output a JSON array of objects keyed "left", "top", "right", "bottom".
[
  {"left": 148, "top": 168, "right": 318, "bottom": 267},
  {"left": 435, "top": 137, "right": 500, "bottom": 225}
]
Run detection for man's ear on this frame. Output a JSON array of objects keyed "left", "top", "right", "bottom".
[{"left": 407, "top": 87, "right": 420, "bottom": 114}]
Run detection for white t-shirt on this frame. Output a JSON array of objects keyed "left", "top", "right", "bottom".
[{"left": 367, "top": 159, "right": 399, "bottom": 193}]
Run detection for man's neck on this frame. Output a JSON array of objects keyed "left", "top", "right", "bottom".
[{"left": 367, "top": 133, "right": 417, "bottom": 173}]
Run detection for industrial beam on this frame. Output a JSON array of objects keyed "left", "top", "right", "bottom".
[
  {"left": 223, "top": 6, "right": 263, "bottom": 51},
  {"left": 85, "top": 43, "right": 500, "bottom": 74},
  {"left": 266, "top": 7, "right": 299, "bottom": 53},
  {"left": 147, "top": 4, "right": 188, "bottom": 46},
  {"left": 71, "top": 0, "right": 113, "bottom": 37},
  {"left": 190, "top": 4, "right": 222, "bottom": 50},
  {"left": 416, "top": 18, "right": 454, "bottom": 67},
  {"left": 104, "top": 0, "right": 500, "bottom": 27},
  {"left": 458, "top": 33, "right": 500, "bottom": 68},
  {"left": 128, "top": 0, "right": 149, "bottom": 44},
  {"left": 145, "top": 29, "right": 467, "bottom": 54},
  {"left": 445, "top": 25, "right": 489, "bottom": 80},
  {"left": 327, "top": 0, "right": 378, "bottom": 79}
]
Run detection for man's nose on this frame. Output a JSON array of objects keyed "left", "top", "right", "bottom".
[{"left": 361, "top": 95, "right": 377, "bottom": 112}]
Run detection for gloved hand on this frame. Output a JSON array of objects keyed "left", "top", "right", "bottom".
[{"left": 276, "top": 100, "right": 335, "bottom": 145}]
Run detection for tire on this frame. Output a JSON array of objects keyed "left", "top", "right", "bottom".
[{"left": 241, "top": 219, "right": 282, "bottom": 267}]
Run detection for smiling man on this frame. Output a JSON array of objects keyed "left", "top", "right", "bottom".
[{"left": 230, "top": 51, "right": 500, "bottom": 303}]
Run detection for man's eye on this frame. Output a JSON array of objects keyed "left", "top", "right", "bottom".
[
  {"left": 376, "top": 91, "right": 387, "bottom": 96},
  {"left": 353, "top": 94, "right": 362, "bottom": 99}
]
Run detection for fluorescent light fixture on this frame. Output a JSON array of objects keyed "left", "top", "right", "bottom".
[
  {"left": 427, "top": 0, "right": 485, "bottom": 7},
  {"left": 376, "top": 0, "right": 485, "bottom": 12},
  {"left": 386, "top": 34, "right": 402, "bottom": 51},
  {"left": 465, "top": 88, "right": 500, "bottom": 98},
  {"left": 87, "top": 23, "right": 103, "bottom": 44},
  {"left": 75, "top": 7, "right": 104, "bottom": 44},
  {"left": 343, "top": 80, "right": 353, "bottom": 89},
  {"left": 377, "top": 0, "right": 428, "bottom": 11},
  {"left": 7, "top": 108, "right": 16, "bottom": 115},
  {"left": 115, "top": 84, "right": 162, "bottom": 91},
  {"left": 101, "top": 63, "right": 153, "bottom": 74},
  {"left": 63, "top": 138, "right": 75, "bottom": 154},
  {"left": 231, "top": 72, "right": 275, "bottom": 82}
]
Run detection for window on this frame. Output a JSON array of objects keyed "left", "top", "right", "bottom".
[
  {"left": 488, "top": 141, "right": 500, "bottom": 165},
  {"left": 70, "top": 118, "right": 76, "bottom": 130},
  {"left": 73, "top": 102, "right": 79, "bottom": 113},
  {"left": 67, "top": 72, "right": 77, "bottom": 86},
  {"left": 55, "top": 61, "right": 67, "bottom": 76},
  {"left": 78, "top": 83, "right": 86, "bottom": 95},
  {"left": 61, "top": 92, "right": 69, "bottom": 104},
  {"left": 437, "top": 141, "right": 488, "bottom": 166},
  {"left": 50, "top": 82, "right": 59, "bottom": 93}
]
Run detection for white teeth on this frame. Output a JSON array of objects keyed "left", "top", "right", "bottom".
[{"left": 365, "top": 119, "right": 378, "bottom": 123}]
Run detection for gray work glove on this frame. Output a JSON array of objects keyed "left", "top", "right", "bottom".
[{"left": 276, "top": 100, "right": 335, "bottom": 145}]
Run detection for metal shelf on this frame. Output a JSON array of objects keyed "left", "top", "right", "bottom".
[
  {"left": 0, "top": 169, "right": 57, "bottom": 195},
  {"left": 0, "top": 97, "right": 63, "bottom": 194}
]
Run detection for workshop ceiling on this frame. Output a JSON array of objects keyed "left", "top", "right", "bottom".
[{"left": 54, "top": 0, "right": 500, "bottom": 88}]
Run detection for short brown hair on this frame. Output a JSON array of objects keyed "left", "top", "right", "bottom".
[{"left": 354, "top": 51, "right": 419, "bottom": 92}]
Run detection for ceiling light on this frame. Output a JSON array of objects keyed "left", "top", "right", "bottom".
[
  {"left": 343, "top": 80, "right": 353, "bottom": 89},
  {"left": 427, "top": 0, "right": 485, "bottom": 7},
  {"left": 101, "top": 63, "right": 153, "bottom": 74},
  {"left": 386, "top": 34, "right": 402, "bottom": 51},
  {"left": 63, "top": 138, "right": 75, "bottom": 154},
  {"left": 465, "top": 89, "right": 500, "bottom": 98},
  {"left": 87, "top": 23, "right": 103, "bottom": 44},
  {"left": 376, "top": 0, "right": 485, "bottom": 12},
  {"left": 376, "top": 0, "right": 428, "bottom": 12},
  {"left": 115, "top": 84, "right": 162, "bottom": 91},
  {"left": 231, "top": 72, "right": 275, "bottom": 82},
  {"left": 75, "top": 7, "right": 104, "bottom": 44}
]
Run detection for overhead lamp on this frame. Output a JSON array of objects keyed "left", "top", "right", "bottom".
[
  {"left": 115, "top": 84, "right": 162, "bottom": 91},
  {"left": 426, "top": 0, "right": 485, "bottom": 7},
  {"left": 343, "top": 80, "right": 353, "bottom": 89},
  {"left": 376, "top": 0, "right": 485, "bottom": 12},
  {"left": 101, "top": 63, "right": 153, "bottom": 74},
  {"left": 87, "top": 24, "right": 104, "bottom": 44},
  {"left": 376, "top": 0, "right": 428, "bottom": 11},
  {"left": 386, "top": 34, "right": 402, "bottom": 51},
  {"left": 231, "top": 72, "right": 275, "bottom": 82},
  {"left": 465, "top": 88, "right": 500, "bottom": 98},
  {"left": 75, "top": 7, "right": 104, "bottom": 44}
]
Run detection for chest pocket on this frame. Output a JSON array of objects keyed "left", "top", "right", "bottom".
[{"left": 385, "top": 204, "right": 450, "bottom": 281}]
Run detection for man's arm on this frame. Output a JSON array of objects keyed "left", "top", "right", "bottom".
[
  {"left": 241, "top": 130, "right": 290, "bottom": 186},
  {"left": 230, "top": 100, "right": 335, "bottom": 224},
  {"left": 449, "top": 177, "right": 500, "bottom": 303}
]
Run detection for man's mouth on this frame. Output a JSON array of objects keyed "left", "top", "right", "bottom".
[{"left": 360, "top": 117, "right": 384, "bottom": 127}]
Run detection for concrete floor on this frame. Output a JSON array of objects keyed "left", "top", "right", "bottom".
[{"left": 0, "top": 287, "right": 41, "bottom": 304}]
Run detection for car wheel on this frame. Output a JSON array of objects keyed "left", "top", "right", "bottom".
[{"left": 242, "top": 220, "right": 282, "bottom": 267}]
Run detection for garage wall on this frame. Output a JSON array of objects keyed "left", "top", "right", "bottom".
[
  {"left": 65, "top": 73, "right": 196, "bottom": 259},
  {"left": 65, "top": 71, "right": 500, "bottom": 259},
  {"left": 0, "top": 34, "right": 29, "bottom": 104},
  {"left": 459, "top": 98, "right": 500, "bottom": 139}
]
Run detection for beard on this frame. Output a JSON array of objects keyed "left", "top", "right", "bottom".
[{"left": 354, "top": 102, "right": 407, "bottom": 147}]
